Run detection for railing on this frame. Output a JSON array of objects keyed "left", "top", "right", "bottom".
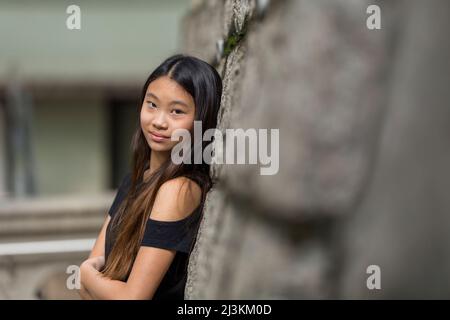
[
  {"left": 0, "top": 192, "right": 115, "bottom": 299},
  {"left": 0, "top": 238, "right": 95, "bottom": 256}
]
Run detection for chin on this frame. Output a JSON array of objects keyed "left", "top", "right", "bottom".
[{"left": 148, "top": 141, "right": 172, "bottom": 152}]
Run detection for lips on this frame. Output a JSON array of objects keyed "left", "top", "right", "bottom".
[
  {"left": 149, "top": 131, "right": 170, "bottom": 142},
  {"left": 150, "top": 131, "right": 169, "bottom": 138}
]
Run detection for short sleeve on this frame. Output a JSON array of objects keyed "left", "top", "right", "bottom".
[
  {"left": 108, "top": 173, "right": 131, "bottom": 218},
  {"left": 141, "top": 218, "right": 197, "bottom": 254}
]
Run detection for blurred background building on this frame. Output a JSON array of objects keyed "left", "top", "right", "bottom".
[{"left": 0, "top": 0, "right": 190, "bottom": 299}]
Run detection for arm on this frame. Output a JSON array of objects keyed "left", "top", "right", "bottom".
[
  {"left": 89, "top": 214, "right": 110, "bottom": 259},
  {"left": 80, "top": 246, "right": 176, "bottom": 300},
  {"left": 78, "top": 284, "right": 93, "bottom": 300},
  {"left": 78, "top": 214, "right": 110, "bottom": 300},
  {"left": 80, "top": 177, "right": 202, "bottom": 300}
]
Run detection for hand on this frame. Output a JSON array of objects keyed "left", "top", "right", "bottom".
[
  {"left": 79, "top": 256, "right": 104, "bottom": 300},
  {"left": 81, "top": 256, "right": 105, "bottom": 271}
]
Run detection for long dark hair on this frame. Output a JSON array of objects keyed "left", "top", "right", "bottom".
[{"left": 102, "top": 54, "right": 222, "bottom": 281}]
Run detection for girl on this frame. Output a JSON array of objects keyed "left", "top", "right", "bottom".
[{"left": 78, "top": 54, "right": 222, "bottom": 300}]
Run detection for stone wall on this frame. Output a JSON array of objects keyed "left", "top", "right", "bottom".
[{"left": 182, "top": 0, "right": 450, "bottom": 299}]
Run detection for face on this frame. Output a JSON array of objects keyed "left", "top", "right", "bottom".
[{"left": 140, "top": 76, "right": 196, "bottom": 153}]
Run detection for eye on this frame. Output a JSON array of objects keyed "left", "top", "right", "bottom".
[
  {"left": 172, "top": 109, "right": 185, "bottom": 115},
  {"left": 146, "top": 101, "right": 157, "bottom": 108}
]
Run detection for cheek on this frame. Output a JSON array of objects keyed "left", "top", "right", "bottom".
[
  {"left": 181, "top": 115, "right": 195, "bottom": 132},
  {"left": 167, "top": 119, "right": 194, "bottom": 144},
  {"left": 170, "top": 114, "right": 193, "bottom": 130},
  {"left": 140, "top": 108, "right": 151, "bottom": 126}
]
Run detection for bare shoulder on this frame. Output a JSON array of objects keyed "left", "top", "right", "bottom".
[{"left": 150, "top": 176, "right": 202, "bottom": 222}]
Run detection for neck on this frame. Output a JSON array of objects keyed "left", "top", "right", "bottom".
[{"left": 145, "top": 150, "right": 170, "bottom": 179}]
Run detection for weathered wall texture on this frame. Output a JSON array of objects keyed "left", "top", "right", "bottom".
[{"left": 182, "top": 0, "right": 450, "bottom": 299}]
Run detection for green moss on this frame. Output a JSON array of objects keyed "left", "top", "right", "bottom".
[{"left": 222, "top": 16, "right": 249, "bottom": 57}]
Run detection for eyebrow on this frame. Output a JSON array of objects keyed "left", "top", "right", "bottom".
[{"left": 146, "top": 92, "right": 191, "bottom": 108}]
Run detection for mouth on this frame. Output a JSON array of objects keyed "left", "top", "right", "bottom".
[{"left": 149, "top": 131, "right": 170, "bottom": 142}]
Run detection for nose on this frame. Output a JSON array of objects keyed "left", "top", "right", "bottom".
[{"left": 152, "top": 110, "right": 168, "bottom": 130}]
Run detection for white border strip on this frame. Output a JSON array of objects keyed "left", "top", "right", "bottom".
[{"left": 0, "top": 238, "right": 95, "bottom": 256}]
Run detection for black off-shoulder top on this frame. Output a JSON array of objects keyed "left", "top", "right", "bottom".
[{"left": 104, "top": 172, "right": 202, "bottom": 300}]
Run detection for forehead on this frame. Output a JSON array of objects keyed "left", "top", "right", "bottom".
[{"left": 146, "top": 76, "right": 193, "bottom": 103}]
